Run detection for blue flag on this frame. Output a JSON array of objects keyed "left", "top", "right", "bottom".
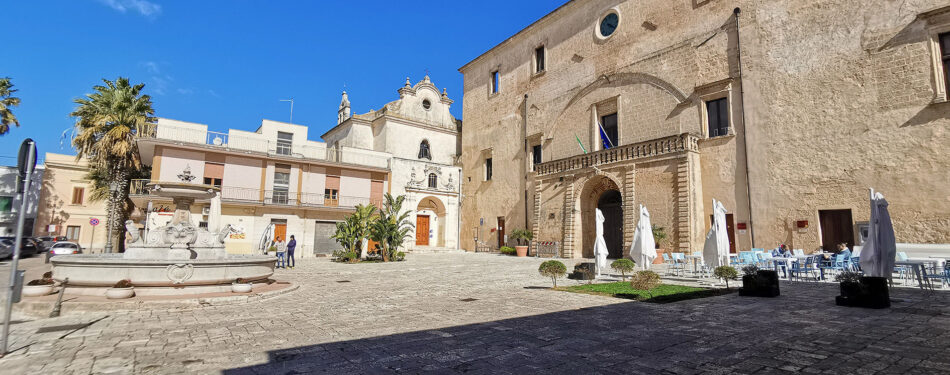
[{"left": 599, "top": 125, "right": 612, "bottom": 149}]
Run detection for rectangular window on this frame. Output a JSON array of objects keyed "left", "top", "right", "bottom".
[
  {"left": 490, "top": 71, "right": 499, "bottom": 94},
  {"left": 276, "top": 131, "right": 293, "bottom": 155},
  {"left": 0, "top": 197, "right": 12, "bottom": 212},
  {"left": 66, "top": 225, "right": 81, "bottom": 241},
  {"left": 535, "top": 46, "right": 545, "bottom": 73},
  {"left": 600, "top": 113, "right": 619, "bottom": 149},
  {"left": 940, "top": 32, "right": 950, "bottom": 91},
  {"left": 272, "top": 164, "right": 291, "bottom": 204},
  {"left": 324, "top": 189, "right": 339, "bottom": 207},
  {"left": 71, "top": 187, "right": 84, "bottom": 205},
  {"left": 706, "top": 98, "right": 729, "bottom": 138},
  {"left": 485, "top": 158, "right": 493, "bottom": 181},
  {"left": 532, "top": 144, "right": 542, "bottom": 167},
  {"left": 202, "top": 177, "right": 223, "bottom": 187}
]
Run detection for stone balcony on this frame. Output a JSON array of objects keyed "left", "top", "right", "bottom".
[
  {"left": 129, "top": 180, "right": 381, "bottom": 210},
  {"left": 535, "top": 133, "right": 700, "bottom": 177}
]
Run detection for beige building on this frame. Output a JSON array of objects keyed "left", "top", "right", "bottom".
[
  {"left": 35, "top": 153, "right": 110, "bottom": 252},
  {"left": 459, "top": 0, "right": 950, "bottom": 258}
]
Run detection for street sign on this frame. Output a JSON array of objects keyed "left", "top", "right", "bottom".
[
  {"left": 16, "top": 139, "right": 36, "bottom": 194},
  {"left": 89, "top": 218, "right": 100, "bottom": 226}
]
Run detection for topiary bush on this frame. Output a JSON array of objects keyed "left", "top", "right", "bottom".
[
  {"left": 714, "top": 266, "right": 738, "bottom": 289},
  {"left": 499, "top": 246, "right": 516, "bottom": 256},
  {"left": 538, "top": 260, "right": 567, "bottom": 288},
  {"left": 630, "top": 270, "right": 661, "bottom": 297},
  {"left": 611, "top": 259, "right": 636, "bottom": 281}
]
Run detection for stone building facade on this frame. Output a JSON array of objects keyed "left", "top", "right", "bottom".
[
  {"left": 35, "top": 153, "right": 109, "bottom": 252},
  {"left": 459, "top": 0, "right": 950, "bottom": 258},
  {"left": 322, "top": 76, "right": 463, "bottom": 252}
]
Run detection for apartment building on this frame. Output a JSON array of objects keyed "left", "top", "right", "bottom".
[{"left": 35, "top": 154, "right": 108, "bottom": 251}]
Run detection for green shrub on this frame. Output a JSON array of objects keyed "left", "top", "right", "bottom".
[
  {"left": 741, "top": 265, "right": 759, "bottom": 276},
  {"left": 630, "top": 271, "right": 661, "bottom": 297},
  {"left": 714, "top": 266, "right": 738, "bottom": 289},
  {"left": 394, "top": 251, "right": 406, "bottom": 262},
  {"left": 834, "top": 271, "right": 861, "bottom": 283},
  {"left": 538, "top": 260, "right": 567, "bottom": 288},
  {"left": 610, "top": 259, "right": 636, "bottom": 281},
  {"left": 27, "top": 278, "right": 54, "bottom": 286},
  {"left": 499, "top": 246, "right": 516, "bottom": 256},
  {"left": 113, "top": 279, "right": 133, "bottom": 288},
  {"left": 510, "top": 229, "right": 533, "bottom": 246}
]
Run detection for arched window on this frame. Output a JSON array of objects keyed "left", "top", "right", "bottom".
[
  {"left": 428, "top": 173, "right": 437, "bottom": 188},
  {"left": 418, "top": 140, "right": 431, "bottom": 160}
]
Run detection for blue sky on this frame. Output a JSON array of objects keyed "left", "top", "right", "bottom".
[{"left": 2, "top": 0, "right": 566, "bottom": 163}]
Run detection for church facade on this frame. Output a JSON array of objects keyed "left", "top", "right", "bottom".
[
  {"left": 323, "top": 76, "right": 463, "bottom": 252},
  {"left": 459, "top": 0, "right": 950, "bottom": 258}
]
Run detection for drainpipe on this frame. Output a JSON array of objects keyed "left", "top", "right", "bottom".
[
  {"left": 734, "top": 7, "right": 756, "bottom": 248},
  {"left": 456, "top": 168, "right": 463, "bottom": 251},
  {"left": 522, "top": 94, "right": 530, "bottom": 254}
]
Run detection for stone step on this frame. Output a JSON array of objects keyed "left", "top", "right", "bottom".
[{"left": 407, "top": 246, "right": 465, "bottom": 254}]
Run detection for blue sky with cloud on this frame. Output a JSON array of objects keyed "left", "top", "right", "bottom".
[{"left": 2, "top": 0, "right": 564, "bottom": 161}]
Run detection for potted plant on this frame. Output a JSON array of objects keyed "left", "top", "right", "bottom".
[
  {"left": 835, "top": 271, "right": 862, "bottom": 300},
  {"left": 232, "top": 277, "right": 253, "bottom": 293},
  {"left": 568, "top": 262, "right": 596, "bottom": 283},
  {"left": 834, "top": 272, "right": 889, "bottom": 309},
  {"left": 651, "top": 224, "right": 667, "bottom": 264},
  {"left": 106, "top": 279, "right": 135, "bottom": 299},
  {"left": 610, "top": 259, "right": 636, "bottom": 281},
  {"left": 23, "top": 272, "right": 55, "bottom": 297},
  {"left": 510, "top": 229, "right": 533, "bottom": 257},
  {"left": 538, "top": 260, "right": 567, "bottom": 288},
  {"left": 738, "top": 265, "right": 780, "bottom": 297}
]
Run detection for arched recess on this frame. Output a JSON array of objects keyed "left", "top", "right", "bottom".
[
  {"left": 575, "top": 173, "right": 623, "bottom": 258},
  {"left": 416, "top": 196, "right": 447, "bottom": 247}
]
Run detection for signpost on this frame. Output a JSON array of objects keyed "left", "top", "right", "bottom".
[
  {"left": 2, "top": 139, "right": 37, "bottom": 357},
  {"left": 89, "top": 217, "right": 99, "bottom": 254}
]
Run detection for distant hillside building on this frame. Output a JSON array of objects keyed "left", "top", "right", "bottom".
[{"left": 458, "top": 0, "right": 950, "bottom": 257}]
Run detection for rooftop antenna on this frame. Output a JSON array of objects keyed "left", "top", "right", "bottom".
[{"left": 279, "top": 98, "right": 294, "bottom": 123}]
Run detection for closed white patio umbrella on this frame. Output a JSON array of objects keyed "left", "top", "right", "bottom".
[
  {"left": 594, "top": 208, "right": 609, "bottom": 276},
  {"left": 629, "top": 204, "right": 657, "bottom": 270},
  {"left": 702, "top": 199, "right": 730, "bottom": 268},
  {"left": 859, "top": 189, "right": 896, "bottom": 278}
]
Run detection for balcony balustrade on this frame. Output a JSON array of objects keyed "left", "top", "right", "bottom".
[
  {"left": 535, "top": 133, "right": 700, "bottom": 176},
  {"left": 150, "top": 124, "right": 390, "bottom": 169},
  {"left": 130, "top": 180, "right": 378, "bottom": 209}
]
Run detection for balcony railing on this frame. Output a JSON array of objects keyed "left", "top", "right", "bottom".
[
  {"left": 535, "top": 133, "right": 700, "bottom": 176},
  {"left": 151, "top": 124, "right": 390, "bottom": 169},
  {"left": 130, "top": 180, "right": 379, "bottom": 209}
]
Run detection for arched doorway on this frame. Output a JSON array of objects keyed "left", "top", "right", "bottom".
[
  {"left": 578, "top": 175, "right": 624, "bottom": 259},
  {"left": 598, "top": 190, "right": 624, "bottom": 259},
  {"left": 415, "top": 196, "right": 446, "bottom": 247}
]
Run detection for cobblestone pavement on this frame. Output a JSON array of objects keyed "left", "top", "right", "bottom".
[{"left": 1, "top": 253, "right": 949, "bottom": 374}]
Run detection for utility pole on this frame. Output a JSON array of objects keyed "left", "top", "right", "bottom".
[
  {"left": 2, "top": 139, "right": 37, "bottom": 357},
  {"left": 280, "top": 98, "right": 294, "bottom": 123}
]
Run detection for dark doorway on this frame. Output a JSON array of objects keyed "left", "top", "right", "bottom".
[
  {"left": 710, "top": 214, "right": 737, "bottom": 253},
  {"left": 496, "top": 217, "right": 505, "bottom": 249},
  {"left": 597, "top": 190, "right": 623, "bottom": 258},
  {"left": 819, "top": 209, "right": 854, "bottom": 252}
]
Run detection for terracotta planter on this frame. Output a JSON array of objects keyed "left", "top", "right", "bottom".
[
  {"left": 106, "top": 287, "right": 135, "bottom": 299},
  {"left": 515, "top": 246, "right": 528, "bottom": 257},
  {"left": 231, "top": 283, "right": 253, "bottom": 293},
  {"left": 22, "top": 284, "right": 54, "bottom": 297}
]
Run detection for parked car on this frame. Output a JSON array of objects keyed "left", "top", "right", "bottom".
[
  {"left": 0, "top": 236, "right": 39, "bottom": 257},
  {"left": 0, "top": 239, "right": 13, "bottom": 260},
  {"left": 49, "top": 242, "right": 82, "bottom": 256}
]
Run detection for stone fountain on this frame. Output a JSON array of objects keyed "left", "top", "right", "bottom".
[{"left": 51, "top": 171, "right": 276, "bottom": 296}]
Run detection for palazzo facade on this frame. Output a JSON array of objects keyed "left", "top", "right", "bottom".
[{"left": 459, "top": 0, "right": 950, "bottom": 258}]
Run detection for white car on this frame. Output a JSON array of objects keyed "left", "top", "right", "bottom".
[{"left": 49, "top": 242, "right": 82, "bottom": 256}]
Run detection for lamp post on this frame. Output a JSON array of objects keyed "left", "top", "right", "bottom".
[{"left": 104, "top": 181, "right": 120, "bottom": 253}]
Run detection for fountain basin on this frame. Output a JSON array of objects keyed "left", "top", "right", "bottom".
[{"left": 51, "top": 254, "right": 276, "bottom": 291}]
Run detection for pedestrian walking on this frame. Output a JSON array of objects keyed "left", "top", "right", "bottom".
[
  {"left": 286, "top": 235, "right": 296, "bottom": 268},
  {"left": 275, "top": 236, "right": 286, "bottom": 268}
]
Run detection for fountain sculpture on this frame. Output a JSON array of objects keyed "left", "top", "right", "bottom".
[{"left": 51, "top": 170, "right": 276, "bottom": 296}]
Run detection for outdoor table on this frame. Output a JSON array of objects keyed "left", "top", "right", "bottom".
[
  {"left": 772, "top": 257, "right": 797, "bottom": 278},
  {"left": 895, "top": 260, "right": 934, "bottom": 290},
  {"left": 685, "top": 255, "right": 702, "bottom": 273}
]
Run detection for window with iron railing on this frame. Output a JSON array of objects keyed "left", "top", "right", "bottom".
[{"left": 276, "top": 131, "right": 293, "bottom": 155}]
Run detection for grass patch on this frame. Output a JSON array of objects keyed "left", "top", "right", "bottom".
[{"left": 561, "top": 282, "right": 732, "bottom": 303}]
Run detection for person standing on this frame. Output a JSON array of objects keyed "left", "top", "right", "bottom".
[
  {"left": 275, "top": 236, "right": 286, "bottom": 269},
  {"left": 286, "top": 235, "right": 296, "bottom": 269}
]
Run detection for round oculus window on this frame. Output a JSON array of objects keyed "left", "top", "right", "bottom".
[
  {"left": 599, "top": 12, "right": 619, "bottom": 38},
  {"left": 422, "top": 99, "right": 431, "bottom": 110}
]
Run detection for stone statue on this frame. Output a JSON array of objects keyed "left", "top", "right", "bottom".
[
  {"left": 125, "top": 220, "right": 142, "bottom": 244},
  {"left": 216, "top": 224, "right": 232, "bottom": 244}
]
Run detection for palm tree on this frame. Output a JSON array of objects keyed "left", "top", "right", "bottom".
[
  {"left": 0, "top": 77, "right": 21, "bottom": 135},
  {"left": 350, "top": 203, "right": 377, "bottom": 259},
  {"left": 71, "top": 77, "right": 156, "bottom": 252},
  {"left": 369, "top": 194, "right": 414, "bottom": 262}
]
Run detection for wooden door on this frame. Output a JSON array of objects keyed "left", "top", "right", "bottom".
[
  {"left": 416, "top": 215, "right": 430, "bottom": 246},
  {"left": 497, "top": 217, "right": 505, "bottom": 249},
  {"left": 710, "top": 214, "right": 737, "bottom": 253},
  {"left": 819, "top": 209, "right": 854, "bottom": 252},
  {"left": 274, "top": 223, "right": 287, "bottom": 243}
]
